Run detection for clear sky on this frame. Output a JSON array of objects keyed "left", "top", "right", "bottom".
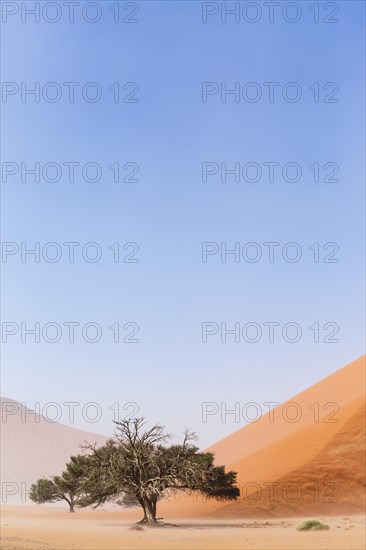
[{"left": 1, "top": 0, "right": 365, "bottom": 447}]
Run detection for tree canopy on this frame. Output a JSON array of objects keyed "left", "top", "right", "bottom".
[
  {"left": 29, "top": 455, "right": 89, "bottom": 512},
  {"left": 80, "top": 418, "right": 239, "bottom": 524}
]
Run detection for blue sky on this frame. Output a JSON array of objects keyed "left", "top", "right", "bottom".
[{"left": 1, "top": 1, "right": 365, "bottom": 447}]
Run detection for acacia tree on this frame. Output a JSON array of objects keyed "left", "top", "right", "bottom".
[
  {"left": 29, "top": 455, "right": 88, "bottom": 512},
  {"left": 80, "top": 418, "right": 239, "bottom": 524}
]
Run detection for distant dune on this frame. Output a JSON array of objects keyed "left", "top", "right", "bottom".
[
  {"left": 1, "top": 356, "right": 365, "bottom": 518},
  {"left": 0, "top": 398, "right": 108, "bottom": 503}
]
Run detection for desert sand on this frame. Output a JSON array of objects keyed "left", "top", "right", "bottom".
[
  {"left": 1, "top": 356, "right": 365, "bottom": 549},
  {"left": 1, "top": 506, "right": 365, "bottom": 550}
]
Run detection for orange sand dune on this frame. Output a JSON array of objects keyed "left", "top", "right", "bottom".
[
  {"left": 211, "top": 355, "right": 365, "bottom": 466},
  {"left": 160, "top": 356, "right": 365, "bottom": 518}
]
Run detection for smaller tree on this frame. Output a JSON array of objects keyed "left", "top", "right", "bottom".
[{"left": 29, "top": 455, "right": 88, "bottom": 512}]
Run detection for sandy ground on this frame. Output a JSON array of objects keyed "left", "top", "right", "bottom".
[
  {"left": 1, "top": 506, "right": 365, "bottom": 550},
  {"left": 1, "top": 357, "right": 365, "bottom": 549}
]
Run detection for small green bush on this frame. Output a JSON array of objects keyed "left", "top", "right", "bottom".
[{"left": 297, "top": 520, "right": 330, "bottom": 531}]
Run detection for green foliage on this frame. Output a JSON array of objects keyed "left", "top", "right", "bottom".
[
  {"left": 80, "top": 418, "right": 240, "bottom": 524},
  {"left": 29, "top": 478, "right": 59, "bottom": 504},
  {"left": 29, "top": 455, "right": 90, "bottom": 512},
  {"left": 296, "top": 520, "right": 330, "bottom": 531}
]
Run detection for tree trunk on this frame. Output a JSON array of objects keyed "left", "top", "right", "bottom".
[
  {"left": 142, "top": 498, "right": 157, "bottom": 525},
  {"left": 136, "top": 498, "right": 148, "bottom": 524},
  {"left": 63, "top": 495, "right": 75, "bottom": 513}
]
